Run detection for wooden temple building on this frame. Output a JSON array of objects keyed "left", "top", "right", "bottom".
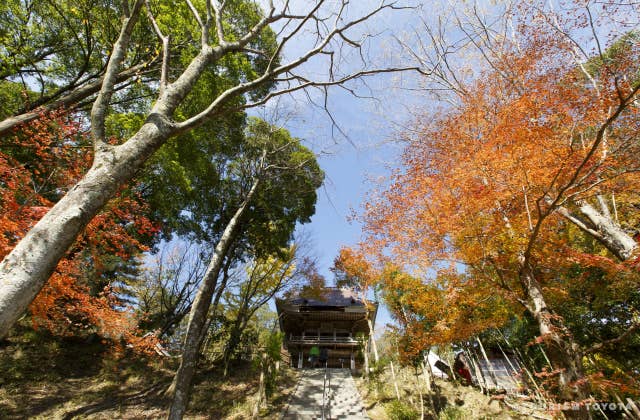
[{"left": 275, "top": 287, "right": 378, "bottom": 371}]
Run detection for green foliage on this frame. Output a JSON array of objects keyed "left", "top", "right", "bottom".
[
  {"left": 140, "top": 114, "right": 246, "bottom": 242},
  {"left": 0, "top": 81, "right": 26, "bottom": 120},
  {"left": 355, "top": 331, "right": 367, "bottom": 361},
  {"left": 263, "top": 331, "right": 284, "bottom": 398},
  {"left": 0, "top": 0, "right": 155, "bottom": 114},
  {"left": 438, "top": 405, "right": 470, "bottom": 420},
  {"left": 141, "top": 116, "right": 323, "bottom": 266},
  {"left": 583, "top": 30, "right": 640, "bottom": 81},
  {"left": 384, "top": 400, "right": 419, "bottom": 420},
  {"left": 552, "top": 263, "right": 640, "bottom": 381},
  {"left": 241, "top": 118, "right": 324, "bottom": 258},
  {"left": 221, "top": 248, "right": 304, "bottom": 367},
  {"left": 264, "top": 331, "right": 283, "bottom": 362}
]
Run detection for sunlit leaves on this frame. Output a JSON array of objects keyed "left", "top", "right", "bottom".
[{"left": 357, "top": 2, "right": 640, "bottom": 390}]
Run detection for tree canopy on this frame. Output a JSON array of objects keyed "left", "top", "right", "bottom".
[{"left": 357, "top": 0, "right": 640, "bottom": 403}]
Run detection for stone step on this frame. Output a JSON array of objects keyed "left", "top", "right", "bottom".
[{"left": 282, "top": 368, "right": 368, "bottom": 420}]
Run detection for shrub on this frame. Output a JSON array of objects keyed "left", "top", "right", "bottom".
[
  {"left": 438, "top": 405, "right": 469, "bottom": 420},
  {"left": 384, "top": 400, "right": 419, "bottom": 420}
]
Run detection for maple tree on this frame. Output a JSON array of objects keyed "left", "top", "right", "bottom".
[
  {"left": 360, "top": 1, "right": 640, "bottom": 404},
  {"left": 0, "top": 111, "right": 158, "bottom": 351},
  {"left": 383, "top": 267, "right": 512, "bottom": 364}
]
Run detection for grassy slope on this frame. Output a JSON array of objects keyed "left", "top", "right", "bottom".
[
  {"left": 0, "top": 329, "right": 299, "bottom": 419},
  {"left": 354, "top": 364, "right": 534, "bottom": 420}
]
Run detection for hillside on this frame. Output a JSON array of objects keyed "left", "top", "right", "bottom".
[
  {"left": 0, "top": 328, "right": 298, "bottom": 419},
  {"left": 355, "top": 363, "right": 549, "bottom": 420}
]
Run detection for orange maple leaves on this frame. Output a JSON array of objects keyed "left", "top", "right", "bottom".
[
  {"left": 356, "top": 5, "right": 640, "bottom": 370},
  {"left": 362, "top": 23, "right": 640, "bottom": 292}
]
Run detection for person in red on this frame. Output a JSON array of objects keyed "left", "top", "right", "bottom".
[{"left": 453, "top": 352, "right": 472, "bottom": 385}]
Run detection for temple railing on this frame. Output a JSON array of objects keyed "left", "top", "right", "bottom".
[{"left": 287, "top": 335, "right": 359, "bottom": 345}]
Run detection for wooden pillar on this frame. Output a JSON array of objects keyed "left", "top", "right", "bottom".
[{"left": 298, "top": 348, "right": 303, "bottom": 369}]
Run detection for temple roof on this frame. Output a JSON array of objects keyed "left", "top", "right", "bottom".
[
  {"left": 283, "top": 287, "right": 366, "bottom": 307},
  {"left": 275, "top": 287, "right": 378, "bottom": 335}
]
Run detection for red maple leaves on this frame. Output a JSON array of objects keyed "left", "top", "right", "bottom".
[{"left": 1, "top": 110, "right": 158, "bottom": 352}]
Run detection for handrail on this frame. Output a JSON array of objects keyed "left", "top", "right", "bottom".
[
  {"left": 321, "top": 362, "right": 328, "bottom": 420},
  {"left": 289, "top": 335, "right": 357, "bottom": 343}
]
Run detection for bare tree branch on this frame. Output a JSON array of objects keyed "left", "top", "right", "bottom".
[
  {"left": 145, "top": 0, "right": 170, "bottom": 91},
  {"left": 91, "top": 0, "right": 145, "bottom": 149}
]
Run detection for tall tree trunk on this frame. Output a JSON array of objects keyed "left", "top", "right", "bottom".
[
  {"left": 167, "top": 178, "right": 260, "bottom": 420},
  {"left": 520, "top": 265, "right": 585, "bottom": 401},
  {"left": 198, "top": 254, "right": 235, "bottom": 357},
  {"left": 366, "top": 318, "right": 379, "bottom": 363},
  {"left": 223, "top": 313, "right": 248, "bottom": 377},
  {"left": 0, "top": 9, "right": 217, "bottom": 339}
]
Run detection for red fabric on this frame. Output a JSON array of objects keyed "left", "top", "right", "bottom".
[{"left": 457, "top": 367, "right": 472, "bottom": 384}]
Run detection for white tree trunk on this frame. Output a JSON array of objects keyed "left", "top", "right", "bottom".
[
  {"left": 0, "top": 20, "right": 217, "bottom": 339},
  {"left": 367, "top": 318, "right": 379, "bottom": 363},
  {"left": 575, "top": 199, "right": 637, "bottom": 260},
  {"left": 556, "top": 199, "right": 637, "bottom": 261}
]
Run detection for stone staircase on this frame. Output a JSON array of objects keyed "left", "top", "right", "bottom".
[{"left": 282, "top": 368, "right": 368, "bottom": 420}]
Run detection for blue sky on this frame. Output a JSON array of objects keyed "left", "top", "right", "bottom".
[{"left": 263, "top": 2, "right": 430, "bottom": 329}]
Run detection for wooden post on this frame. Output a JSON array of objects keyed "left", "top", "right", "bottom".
[
  {"left": 496, "top": 343, "right": 520, "bottom": 378},
  {"left": 626, "top": 397, "right": 640, "bottom": 418},
  {"left": 367, "top": 318, "right": 379, "bottom": 363},
  {"left": 615, "top": 393, "right": 635, "bottom": 419},
  {"left": 390, "top": 360, "right": 401, "bottom": 400},
  {"left": 476, "top": 337, "right": 499, "bottom": 388},
  {"left": 363, "top": 341, "right": 370, "bottom": 377},
  {"left": 496, "top": 342, "right": 522, "bottom": 391},
  {"left": 497, "top": 329, "right": 547, "bottom": 405},
  {"left": 538, "top": 344, "right": 553, "bottom": 370},
  {"left": 421, "top": 352, "right": 437, "bottom": 416},
  {"left": 414, "top": 367, "right": 425, "bottom": 420},
  {"left": 421, "top": 359, "right": 432, "bottom": 391},
  {"left": 251, "top": 353, "right": 267, "bottom": 419}
]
